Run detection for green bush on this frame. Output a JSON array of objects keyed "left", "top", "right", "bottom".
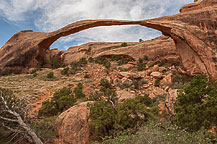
[
  {"left": 121, "top": 42, "right": 128, "bottom": 47},
  {"left": 121, "top": 82, "right": 132, "bottom": 89},
  {"left": 173, "top": 74, "right": 217, "bottom": 132},
  {"left": 88, "top": 96, "right": 155, "bottom": 141},
  {"left": 84, "top": 74, "right": 90, "bottom": 78},
  {"left": 70, "top": 58, "right": 87, "bottom": 74},
  {"left": 136, "top": 58, "right": 146, "bottom": 71},
  {"left": 110, "top": 55, "right": 134, "bottom": 66},
  {"left": 143, "top": 55, "right": 149, "bottom": 61},
  {"left": 88, "top": 57, "right": 94, "bottom": 63},
  {"left": 70, "top": 61, "right": 80, "bottom": 74},
  {"left": 95, "top": 57, "right": 111, "bottom": 69},
  {"left": 154, "top": 79, "right": 160, "bottom": 87},
  {"left": 139, "top": 39, "right": 144, "bottom": 42},
  {"left": 89, "top": 91, "right": 103, "bottom": 101},
  {"left": 50, "top": 57, "right": 60, "bottom": 69},
  {"left": 131, "top": 78, "right": 142, "bottom": 90},
  {"left": 32, "top": 116, "right": 57, "bottom": 142},
  {"left": 78, "top": 58, "right": 87, "bottom": 66},
  {"left": 33, "top": 72, "right": 37, "bottom": 77},
  {"left": 47, "top": 72, "right": 54, "bottom": 78},
  {"left": 31, "top": 65, "right": 42, "bottom": 74},
  {"left": 38, "top": 87, "right": 76, "bottom": 117},
  {"left": 61, "top": 67, "right": 69, "bottom": 76},
  {"left": 73, "top": 83, "right": 85, "bottom": 99},
  {"left": 97, "top": 120, "right": 217, "bottom": 144}
]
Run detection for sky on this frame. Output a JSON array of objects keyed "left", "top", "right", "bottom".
[{"left": 0, "top": 0, "right": 193, "bottom": 50}]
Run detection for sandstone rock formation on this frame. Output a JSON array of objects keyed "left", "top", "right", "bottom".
[
  {"left": 0, "top": 0, "right": 216, "bottom": 77},
  {"left": 62, "top": 36, "right": 178, "bottom": 64},
  {"left": 55, "top": 102, "right": 91, "bottom": 144}
]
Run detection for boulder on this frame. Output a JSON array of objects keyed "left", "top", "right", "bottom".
[
  {"left": 151, "top": 72, "right": 162, "bottom": 79},
  {"left": 117, "top": 90, "right": 136, "bottom": 102},
  {"left": 161, "top": 73, "right": 173, "bottom": 85},
  {"left": 150, "top": 65, "right": 159, "bottom": 72},
  {"left": 55, "top": 102, "right": 92, "bottom": 144}
]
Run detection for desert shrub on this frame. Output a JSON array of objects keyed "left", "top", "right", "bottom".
[
  {"left": 99, "top": 78, "right": 117, "bottom": 102},
  {"left": 173, "top": 74, "right": 217, "bottom": 132},
  {"left": 47, "top": 72, "right": 54, "bottom": 78},
  {"left": 61, "top": 67, "right": 69, "bottom": 76},
  {"left": 73, "top": 83, "right": 85, "bottom": 99},
  {"left": 84, "top": 74, "right": 90, "bottom": 78},
  {"left": 158, "top": 59, "right": 180, "bottom": 68},
  {"left": 0, "top": 126, "right": 12, "bottom": 144},
  {"left": 121, "top": 82, "right": 132, "bottom": 89},
  {"left": 88, "top": 57, "right": 94, "bottom": 63},
  {"left": 31, "top": 65, "right": 42, "bottom": 74},
  {"left": 88, "top": 96, "right": 155, "bottom": 141},
  {"left": 143, "top": 55, "right": 149, "bottom": 61},
  {"left": 154, "top": 79, "right": 160, "bottom": 87},
  {"left": 139, "top": 39, "right": 144, "bottom": 42},
  {"left": 70, "top": 58, "right": 87, "bottom": 74},
  {"left": 89, "top": 91, "right": 103, "bottom": 101},
  {"left": 70, "top": 61, "right": 80, "bottom": 74},
  {"left": 33, "top": 72, "right": 37, "bottom": 77},
  {"left": 141, "top": 79, "right": 148, "bottom": 85},
  {"left": 32, "top": 116, "right": 57, "bottom": 142},
  {"left": 78, "top": 58, "right": 87, "bottom": 66},
  {"left": 50, "top": 57, "right": 60, "bottom": 69},
  {"left": 110, "top": 55, "right": 134, "bottom": 66},
  {"left": 95, "top": 57, "right": 111, "bottom": 69},
  {"left": 121, "top": 42, "right": 128, "bottom": 47},
  {"left": 97, "top": 120, "right": 217, "bottom": 144},
  {"left": 131, "top": 78, "right": 143, "bottom": 90},
  {"left": 38, "top": 87, "right": 76, "bottom": 117},
  {"left": 117, "top": 57, "right": 134, "bottom": 66},
  {"left": 136, "top": 58, "right": 146, "bottom": 71}
]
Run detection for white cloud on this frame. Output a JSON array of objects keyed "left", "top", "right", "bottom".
[{"left": 0, "top": 0, "right": 194, "bottom": 49}]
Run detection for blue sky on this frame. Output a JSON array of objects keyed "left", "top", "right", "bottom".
[{"left": 0, "top": 0, "right": 193, "bottom": 50}]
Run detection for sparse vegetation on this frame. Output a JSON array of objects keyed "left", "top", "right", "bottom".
[
  {"left": 73, "top": 83, "right": 85, "bottom": 99},
  {"left": 50, "top": 57, "right": 60, "bottom": 69},
  {"left": 136, "top": 58, "right": 146, "bottom": 71},
  {"left": 96, "top": 120, "right": 216, "bottom": 144},
  {"left": 154, "top": 79, "right": 160, "bottom": 87},
  {"left": 32, "top": 116, "right": 57, "bottom": 142},
  {"left": 61, "top": 67, "right": 69, "bottom": 76},
  {"left": 33, "top": 71, "right": 37, "bottom": 77},
  {"left": 84, "top": 74, "right": 90, "bottom": 78},
  {"left": 139, "top": 39, "right": 144, "bottom": 42},
  {"left": 47, "top": 72, "right": 54, "bottom": 78},
  {"left": 70, "top": 58, "right": 88, "bottom": 74},
  {"left": 31, "top": 65, "right": 42, "bottom": 74},
  {"left": 121, "top": 42, "right": 128, "bottom": 47},
  {"left": 95, "top": 57, "right": 111, "bottom": 69}
]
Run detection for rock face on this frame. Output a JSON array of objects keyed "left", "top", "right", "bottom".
[
  {"left": 55, "top": 102, "right": 91, "bottom": 144},
  {"left": 62, "top": 36, "right": 177, "bottom": 64},
  {"left": 0, "top": 0, "right": 216, "bottom": 77}
]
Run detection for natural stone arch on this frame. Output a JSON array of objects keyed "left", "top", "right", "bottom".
[{"left": 0, "top": 1, "right": 216, "bottom": 77}]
